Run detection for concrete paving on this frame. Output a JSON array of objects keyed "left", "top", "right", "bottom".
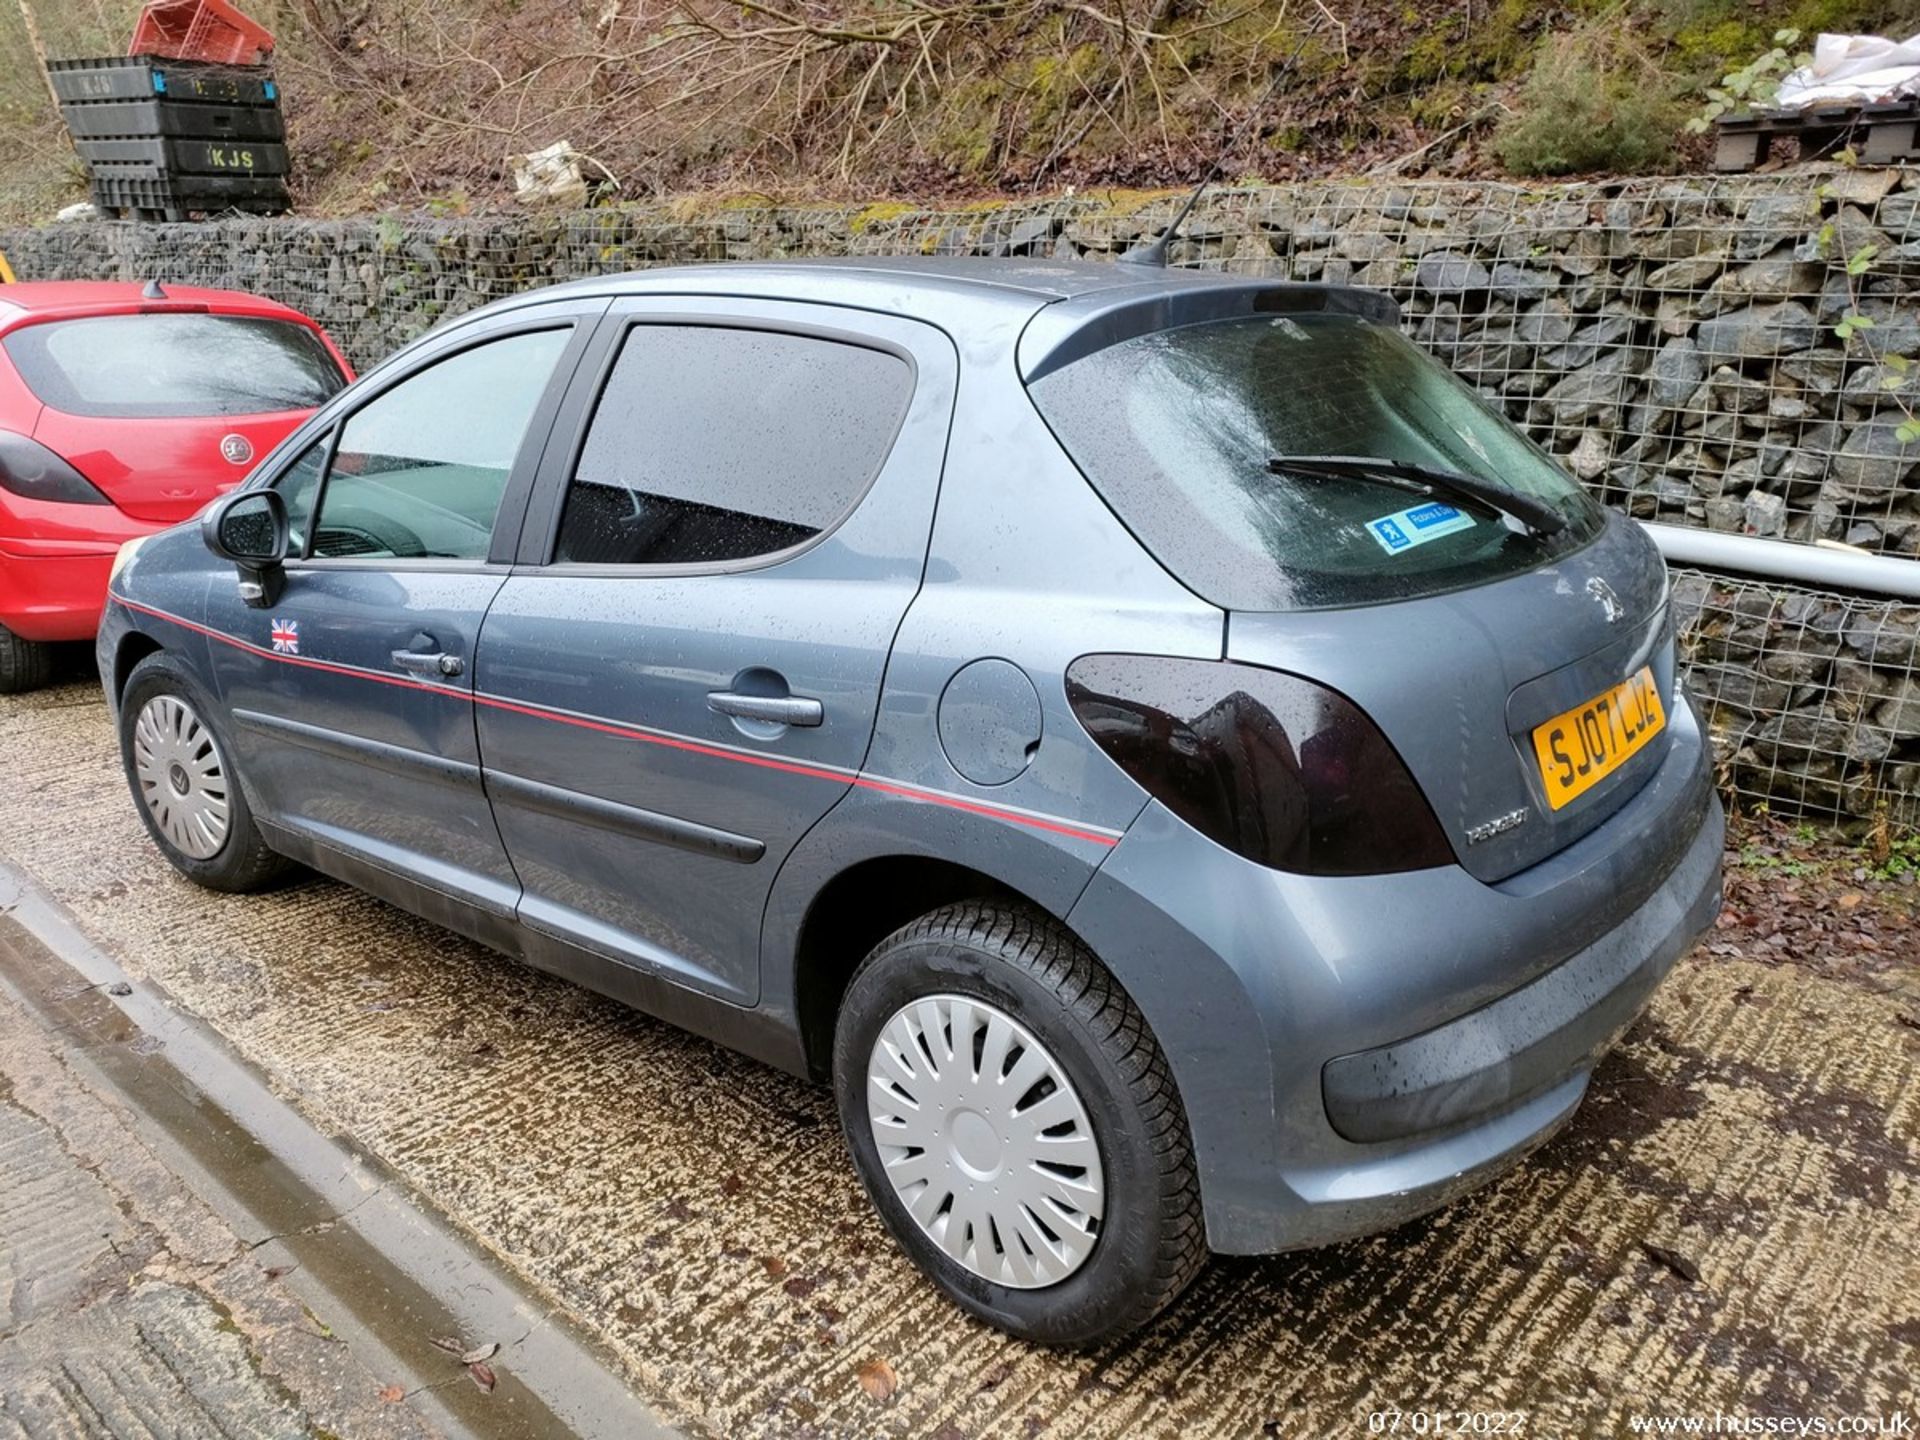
[
  {"left": 0, "top": 941, "right": 442, "bottom": 1440},
  {"left": 1, "top": 679, "right": 1916, "bottom": 1438}
]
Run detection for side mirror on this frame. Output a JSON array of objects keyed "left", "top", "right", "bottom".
[{"left": 202, "top": 489, "right": 289, "bottom": 608}]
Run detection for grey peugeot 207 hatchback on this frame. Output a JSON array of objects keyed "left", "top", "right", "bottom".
[{"left": 99, "top": 256, "right": 1722, "bottom": 1346}]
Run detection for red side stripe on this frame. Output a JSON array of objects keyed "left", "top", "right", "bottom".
[
  {"left": 115, "top": 597, "right": 1122, "bottom": 848},
  {"left": 467, "top": 690, "right": 857, "bottom": 788}
]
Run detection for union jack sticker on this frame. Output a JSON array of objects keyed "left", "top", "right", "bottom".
[{"left": 269, "top": 618, "right": 300, "bottom": 655}]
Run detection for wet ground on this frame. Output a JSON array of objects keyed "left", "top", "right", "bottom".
[
  {"left": 1, "top": 677, "right": 1916, "bottom": 1437},
  {"left": 0, "top": 921, "right": 442, "bottom": 1440}
]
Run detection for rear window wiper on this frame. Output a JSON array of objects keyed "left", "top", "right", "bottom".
[{"left": 1265, "top": 454, "right": 1567, "bottom": 538}]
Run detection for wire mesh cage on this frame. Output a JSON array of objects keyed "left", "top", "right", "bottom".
[{"left": 3, "top": 169, "right": 1917, "bottom": 830}]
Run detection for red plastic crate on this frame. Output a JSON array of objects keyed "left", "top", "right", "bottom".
[{"left": 128, "top": 0, "right": 275, "bottom": 65}]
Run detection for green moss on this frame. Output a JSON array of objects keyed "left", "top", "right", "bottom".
[
  {"left": 1392, "top": 0, "right": 1542, "bottom": 86},
  {"left": 1660, "top": 0, "right": 1920, "bottom": 81},
  {"left": 849, "top": 201, "right": 921, "bottom": 233},
  {"left": 926, "top": 73, "right": 1004, "bottom": 177}
]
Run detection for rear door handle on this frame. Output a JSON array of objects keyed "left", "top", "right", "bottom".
[
  {"left": 707, "top": 691, "right": 823, "bottom": 727},
  {"left": 391, "top": 650, "right": 464, "bottom": 678}
]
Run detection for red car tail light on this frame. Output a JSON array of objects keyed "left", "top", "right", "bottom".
[
  {"left": 1065, "top": 654, "right": 1455, "bottom": 876},
  {"left": 0, "top": 431, "right": 113, "bottom": 506}
]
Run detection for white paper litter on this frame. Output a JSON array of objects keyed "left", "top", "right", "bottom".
[
  {"left": 1775, "top": 32, "right": 1920, "bottom": 109},
  {"left": 511, "top": 141, "right": 590, "bottom": 208}
]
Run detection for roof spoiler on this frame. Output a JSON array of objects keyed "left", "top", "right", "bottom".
[{"left": 1019, "top": 283, "right": 1401, "bottom": 382}]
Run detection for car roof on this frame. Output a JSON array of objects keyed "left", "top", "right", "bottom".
[
  {"left": 466, "top": 256, "right": 1399, "bottom": 373},
  {"left": 523, "top": 255, "right": 1244, "bottom": 306},
  {"left": 730, "top": 255, "right": 1222, "bottom": 298},
  {"left": 0, "top": 280, "right": 318, "bottom": 333}
]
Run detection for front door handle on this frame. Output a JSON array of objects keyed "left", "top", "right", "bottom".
[
  {"left": 391, "top": 649, "right": 464, "bottom": 678},
  {"left": 707, "top": 691, "right": 823, "bottom": 727}
]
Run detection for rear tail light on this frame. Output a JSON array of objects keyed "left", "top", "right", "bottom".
[
  {"left": 0, "top": 431, "right": 113, "bottom": 506},
  {"left": 1065, "top": 654, "right": 1454, "bottom": 876}
]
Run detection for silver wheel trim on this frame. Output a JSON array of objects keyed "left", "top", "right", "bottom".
[
  {"left": 132, "top": 694, "right": 231, "bottom": 862},
  {"left": 866, "top": 993, "right": 1105, "bottom": 1289}
]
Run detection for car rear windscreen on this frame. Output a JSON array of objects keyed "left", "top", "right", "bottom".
[
  {"left": 1027, "top": 313, "right": 1606, "bottom": 612},
  {"left": 4, "top": 313, "right": 347, "bottom": 419}
]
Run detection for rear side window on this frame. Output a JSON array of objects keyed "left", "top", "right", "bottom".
[
  {"left": 554, "top": 325, "right": 911, "bottom": 566},
  {"left": 4, "top": 313, "right": 346, "bottom": 419},
  {"left": 1027, "top": 314, "right": 1605, "bottom": 612}
]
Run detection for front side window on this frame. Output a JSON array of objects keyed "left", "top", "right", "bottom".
[
  {"left": 4, "top": 314, "right": 346, "bottom": 419},
  {"left": 553, "top": 325, "right": 912, "bottom": 566},
  {"left": 306, "top": 327, "right": 572, "bottom": 561},
  {"left": 1028, "top": 314, "right": 1607, "bottom": 611}
]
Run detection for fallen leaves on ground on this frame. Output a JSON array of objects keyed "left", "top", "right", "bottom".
[
  {"left": 856, "top": 1357, "right": 899, "bottom": 1402},
  {"left": 1639, "top": 1241, "right": 1701, "bottom": 1284},
  {"left": 1712, "top": 816, "right": 1918, "bottom": 985}
]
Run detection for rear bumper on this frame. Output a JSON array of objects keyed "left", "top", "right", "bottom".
[
  {"left": 0, "top": 541, "right": 121, "bottom": 642},
  {"left": 1323, "top": 809, "right": 1720, "bottom": 1143},
  {"left": 1068, "top": 692, "right": 1723, "bottom": 1255}
]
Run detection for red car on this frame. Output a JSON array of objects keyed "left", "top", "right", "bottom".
[{"left": 0, "top": 280, "right": 351, "bottom": 691}]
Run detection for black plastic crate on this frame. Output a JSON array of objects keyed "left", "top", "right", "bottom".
[
  {"left": 62, "top": 97, "right": 285, "bottom": 142},
  {"left": 76, "top": 137, "right": 291, "bottom": 178},
  {"left": 49, "top": 54, "right": 278, "bottom": 107},
  {"left": 89, "top": 172, "right": 291, "bottom": 221}
]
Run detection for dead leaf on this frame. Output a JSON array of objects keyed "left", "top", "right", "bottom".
[
  {"left": 761, "top": 1256, "right": 788, "bottom": 1278},
  {"left": 1640, "top": 1241, "right": 1700, "bottom": 1284},
  {"left": 721, "top": 1173, "right": 744, "bottom": 1197},
  {"left": 1838, "top": 891, "right": 1865, "bottom": 909},
  {"left": 378, "top": 1384, "right": 406, "bottom": 1404},
  {"left": 107, "top": 981, "right": 133, "bottom": 997},
  {"left": 1896, "top": 1013, "right": 1920, "bottom": 1032},
  {"left": 428, "top": 1336, "right": 465, "bottom": 1357},
  {"left": 461, "top": 1342, "right": 498, "bottom": 1365},
  {"left": 856, "top": 1357, "right": 898, "bottom": 1402},
  {"left": 468, "top": 1361, "right": 497, "bottom": 1393}
]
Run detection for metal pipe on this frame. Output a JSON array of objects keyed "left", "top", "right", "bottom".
[{"left": 1640, "top": 521, "right": 1920, "bottom": 600}]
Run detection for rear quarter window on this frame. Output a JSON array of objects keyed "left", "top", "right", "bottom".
[
  {"left": 4, "top": 312, "right": 346, "bottom": 419},
  {"left": 1027, "top": 313, "right": 1605, "bottom": 611}
]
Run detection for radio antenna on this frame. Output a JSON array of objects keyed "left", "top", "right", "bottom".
[{"left": 1117, "top": 181, "right": 1209, "bottom": 267}]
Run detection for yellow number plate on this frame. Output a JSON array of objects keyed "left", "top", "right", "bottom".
[{"left": 1531, "top": 666, "right": 1666, "bottom": 811}]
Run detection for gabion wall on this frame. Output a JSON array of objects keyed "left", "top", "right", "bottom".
[
  {"left": 4, "top": 171, "right": 1918, "bottom": 830},
  {"left": 1675, "top": 570, "right": 1918, "bottom": 829}
]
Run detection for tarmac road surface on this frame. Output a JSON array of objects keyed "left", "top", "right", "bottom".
[{"left": 1, "top": 679, "right": 1915, "bottom": 1438}]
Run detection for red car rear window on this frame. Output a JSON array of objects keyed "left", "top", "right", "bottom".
[{"left": 4, "top": 313, "right": 346, "bottom": 419}]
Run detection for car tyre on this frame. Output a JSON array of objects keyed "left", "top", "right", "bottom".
[
  {"left": 833, "top": 900, "right": 1206, "bottom": 1347},
  {"left": 0, "top": 623, "right": 53, "bottom": 694},
  {"left": 118, "top": 652, "right": 290, "bottom": 893}
]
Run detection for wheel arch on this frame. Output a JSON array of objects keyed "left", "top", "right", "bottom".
[
  {"left": 112, "top": 628, "right": 165, "bottom": 702},
  {"left": 787, "top": 853, "right": 1032, "bottom": 1082}
]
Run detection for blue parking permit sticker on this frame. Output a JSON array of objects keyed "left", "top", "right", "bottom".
[{"left": 1366, "top": 501, "right": 1475, "bottom": 554}]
